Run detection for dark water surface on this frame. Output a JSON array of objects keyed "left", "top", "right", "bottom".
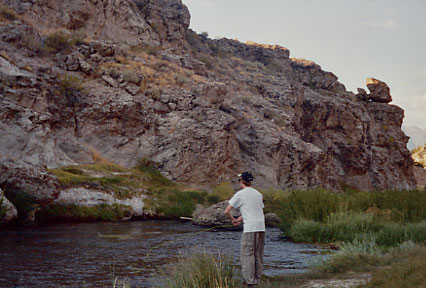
[{"left": 0, "top": 221, "right": 325, "bottom": 287}]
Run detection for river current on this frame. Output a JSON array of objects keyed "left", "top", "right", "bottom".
[{"left": 0, "top": 221, "right": 325, "bottom": 287}]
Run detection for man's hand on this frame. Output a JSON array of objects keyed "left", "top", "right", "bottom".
[
  {"left": 232, "top": 216, "right": 243, "bottom": 226},
  {"left": 225, "top": 204, "right": 243, "bottom": 226}
]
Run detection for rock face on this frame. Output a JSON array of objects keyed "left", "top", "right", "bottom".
[
  {"left": 0, "top": 0, "right": 416, "bottom": 194},
  {"left": 0, "top": 159, "right": 60, "bottom": 221}
]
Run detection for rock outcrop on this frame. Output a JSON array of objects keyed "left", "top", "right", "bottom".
[
  {"left": 193, "top": 201, "right": 281, "bottom": 228},
  {"left": 52, "top": 187, "right": 144, "bottom": 219},
  {"left": 0, "top": 159, "right": 60, "bottom": 221},
  {"left": 0, "top": 0, "right": 416, "bottom": 202}
]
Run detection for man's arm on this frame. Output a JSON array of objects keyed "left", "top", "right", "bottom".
[{"left": 224, "top": 204, "right": 242, "bottom": 226}]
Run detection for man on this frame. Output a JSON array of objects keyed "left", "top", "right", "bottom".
[{"left": 224, "top": 171, "right": 265, "bottom": 286}]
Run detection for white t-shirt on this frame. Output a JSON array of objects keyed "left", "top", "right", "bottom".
[{"left": 228, "top": 187, "right": 265, "bottom": 233}]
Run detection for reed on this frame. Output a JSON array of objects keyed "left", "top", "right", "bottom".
[{"left": 165, "top": 252, "right": 238, "bottom": 288}]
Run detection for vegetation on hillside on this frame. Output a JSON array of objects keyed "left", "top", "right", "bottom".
[{"left": 42, "top": 158, "right": 226, "bottom": 221}]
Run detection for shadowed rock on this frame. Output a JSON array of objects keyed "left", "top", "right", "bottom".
[{"left": 0, "top": 159, "right": 60, "bottom": 221}]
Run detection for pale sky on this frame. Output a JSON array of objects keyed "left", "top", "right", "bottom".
[{"left": 182, "top": 0, "right": 426, "bottom": 128}]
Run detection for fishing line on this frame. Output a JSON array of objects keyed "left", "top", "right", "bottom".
[{"left": 130, "top": 224, "right": 235, "bottom": 273}]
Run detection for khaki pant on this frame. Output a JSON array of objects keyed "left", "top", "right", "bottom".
[{"left": 241, "top": 231, "right": 265, "bottom": 285}]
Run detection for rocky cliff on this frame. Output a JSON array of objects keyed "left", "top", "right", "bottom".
[{"left": 0, "top": 0, "right": 416, "bottom": 220}]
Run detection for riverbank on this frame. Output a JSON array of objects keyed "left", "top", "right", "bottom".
[{"left": 161, "top": 242, "right": 426, "bottom": 288}]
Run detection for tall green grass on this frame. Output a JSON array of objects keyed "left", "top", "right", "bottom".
[{"left": 164, "top": 252, "right": 238, "bottom": 288}]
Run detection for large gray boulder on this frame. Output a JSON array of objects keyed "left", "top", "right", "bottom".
[
  {"left": 192, "top": 201, "right": 281, "bottom": 229},
  {"left": 0, "top": 159, "right": 60, "bottom": 221},
  {"left": 193, "top": 201, "right": 240, "bottom": 228}
]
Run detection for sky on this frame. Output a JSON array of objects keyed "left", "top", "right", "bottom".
[{"left": 182, "top": 0, "right": 426, "bottom": 128}]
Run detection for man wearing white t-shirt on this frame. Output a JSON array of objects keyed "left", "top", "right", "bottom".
[{"left": 224, "top": 172, "right": 265, "bottom": 286}]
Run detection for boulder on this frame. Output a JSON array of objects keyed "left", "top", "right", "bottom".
[
  {"left": 366, "top": 78, "right": 392, "bottom": 103},
  {"left": 51, "top": 187, "right": 145, "bottom": 220},
  {"left": 193, "top": 201, "right": 240, "bottom": 228},
  {"left": 0, "top": 188, "right": 18, "bottom": 224},
  {"left": 0, "top": 159, "right": 60, "bottom": 221},
  {"left": 265, "top": 213, "right": 282, "bottom": 227},
  {"left": 192, "top": 201, "right": 281, "bottom": 228}
]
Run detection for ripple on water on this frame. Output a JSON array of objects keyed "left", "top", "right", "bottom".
[{"left": 0, "top": 221, "right": 327, "bottom": 288}]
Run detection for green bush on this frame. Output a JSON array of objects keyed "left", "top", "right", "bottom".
[
  {"left": 278, "top": 189, "right": 342, "bottom": 233},
  {"left": 212, "top": 182, "right": 234, "bottom": 202},
  {"left": 165, "top": 252, "right": 238, "bottom": 288},
  {"left": 326, "top": 212, "right": 383, "bottom": 242},
  {"left": 289, "top": 213, "right": 425, "bottom": 246},
  {"left": 289, "top": 219, "right": 329, "bottom": 243},
  {"left": 376, "top": 222, "right": 426, "bottom": 247}
]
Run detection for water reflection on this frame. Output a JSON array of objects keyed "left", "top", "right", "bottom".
[{"left": 0, "top": 221, "right": 325, "bottom": 287}]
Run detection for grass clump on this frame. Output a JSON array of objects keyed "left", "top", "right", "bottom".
[
  {"left": 289, "top": 213, "right": 425, "bottom": 246},
  {"left": 0, "top": 6, "right": 17, "bottom": 21},
  {"left": 165, "top": 252, "right": 238, "bottom": 288},
  {"left": 44, "top": 30, "right": 71, "bottom": 54},
  {"left": 59, "top": 73, "right": 84, "bottom": 100}
]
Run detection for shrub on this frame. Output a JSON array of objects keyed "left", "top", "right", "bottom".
[
  {"left": 59, "top": 73, "right": 83, "bottom": 101},
  {"left": 122, "top": 69, "right": 140, "bottom": 84},
  {"left": 212, "top": 182, "right": 235, "bottom": 202},
  {"left": 134, "top": 158, "right": 174, "bottom": 188},
  {"left": 289, "top": 219, "right": 329, "bottom": 243},
  {"left": 278, "top": 189, "right": 342, "bottom": 233},
  {"left": 44, "top": 31, "right": 71, "bottom": 53},
  {"left": 326, "top": 212, "right": 383, "bottom": 242},
  {"left": 376, "top": 222, "right": 426, "bottom": 247},
  {"left": 165, "top": 252, "right": 238, "bottom": 288},
  {"left": 70, "top": 28, "right": 87, "bottom": 46},
  {"left": 0, "top": 6, "right": 17, "bottom": 21},
  {"left": 157, "top": 190, "right": 200, "bottom": 218}
]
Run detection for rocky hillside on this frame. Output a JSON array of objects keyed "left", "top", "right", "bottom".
[{"left": 0, "top": 0, "right": 416, "bottom": 196}]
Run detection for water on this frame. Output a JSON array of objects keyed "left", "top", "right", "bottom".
[{"left": 0, "top": 221, "right": 325, "bottom": 287}]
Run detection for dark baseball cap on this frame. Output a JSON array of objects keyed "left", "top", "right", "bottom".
[{"left": 238, "top": 171, "right": 254, "bottom": 182}]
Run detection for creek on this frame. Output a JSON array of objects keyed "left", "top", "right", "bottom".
[{"left": 0, "top": 221, "right": 326, "bottom": 287}]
